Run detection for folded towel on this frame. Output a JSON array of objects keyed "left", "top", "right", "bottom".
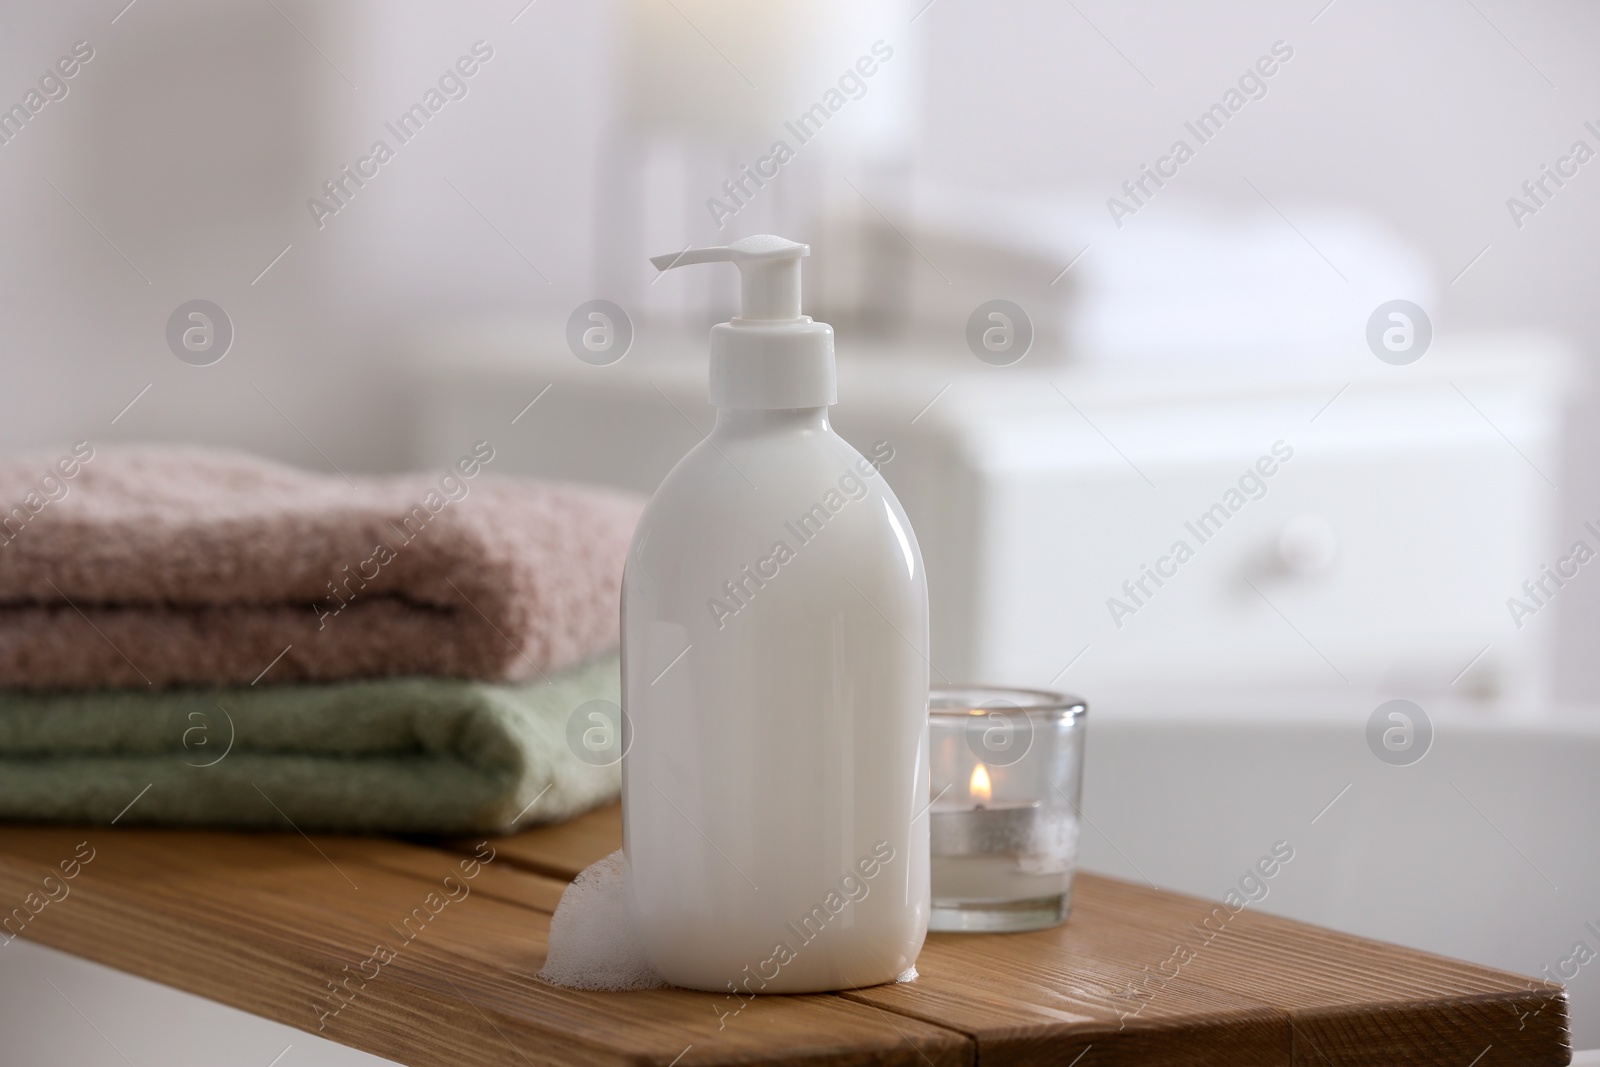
[
  {"left": 0, "top": 654, "right": 621, "bottom": 834},
  {"left": 0, "top": 445, "right": 642, "bottom": 690}
]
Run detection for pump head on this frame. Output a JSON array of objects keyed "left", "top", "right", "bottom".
[
  {"left": 650, "top": 235, "right": 835, "bottom": 410},
  {"left": 651, "top": 235, "right": 808, "bottom": 321}
]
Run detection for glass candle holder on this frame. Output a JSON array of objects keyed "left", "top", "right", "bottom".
[{"left": 927, "top": 686, "right": 1087, "bottom": 933}]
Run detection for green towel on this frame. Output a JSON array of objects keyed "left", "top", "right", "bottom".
[{"left": 0, "top": 655, "right": 621, "bottom": 835}]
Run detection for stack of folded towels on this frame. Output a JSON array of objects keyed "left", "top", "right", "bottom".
[{"left": 0, "top": 444, "right": 643, "bottom": 835}]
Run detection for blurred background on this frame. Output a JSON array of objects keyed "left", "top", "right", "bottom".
[
  {"left": 5, "top": 0, "right": 1598, "bottom": 706},
  {"left": 5, "top": 0, "right": 1600, "bottom": 1060}
]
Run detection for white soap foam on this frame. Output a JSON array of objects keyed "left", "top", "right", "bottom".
[
  {"left": 540, "top": 850, "right": 925, "bottom": 992},
  {"left": 538, "top": 849, "right": 669, "bottom": 991}
]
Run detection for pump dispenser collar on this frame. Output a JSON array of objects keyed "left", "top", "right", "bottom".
[{"left": 650, "top": 235, "right": 835, "bottom": 411}]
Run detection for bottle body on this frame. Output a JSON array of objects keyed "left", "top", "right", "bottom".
[{"left": 621, "top": 408, "right": 929, "bottom": 993}]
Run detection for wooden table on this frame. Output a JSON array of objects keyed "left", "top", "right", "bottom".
[{"left": 0, "top": 804, "right": 1570, "bottom": 1065}]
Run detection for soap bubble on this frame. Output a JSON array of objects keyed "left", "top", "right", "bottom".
[{"left": 539, "top": 850, "right": 668, "bottom": 991}]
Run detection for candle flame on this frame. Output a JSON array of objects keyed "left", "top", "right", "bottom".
[{"left": 969, "top": 763, "right": 992, "bottom": 804}]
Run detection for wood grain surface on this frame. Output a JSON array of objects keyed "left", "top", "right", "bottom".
[{"left": 0, "top": 805, "right": 1569, "bottom": 1066}]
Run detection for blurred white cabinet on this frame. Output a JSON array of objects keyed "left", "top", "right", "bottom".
[{"left": 408, "top": 324, "right": 1572, "bottom": 704}]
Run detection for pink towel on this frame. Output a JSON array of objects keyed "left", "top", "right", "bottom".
[{"left": 0, "top": 444, "right": 642, "bottom": 690}]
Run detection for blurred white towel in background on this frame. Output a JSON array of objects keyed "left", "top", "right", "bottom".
[{"left": 882, "top": 183, "right": 1436, "bottom": 365}]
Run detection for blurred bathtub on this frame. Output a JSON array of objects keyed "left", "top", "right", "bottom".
[{"left": 1079, "top": 691, "right": 1600, "bottom": 1051}]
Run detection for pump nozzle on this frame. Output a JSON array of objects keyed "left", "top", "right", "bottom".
[
  {"left": 651, "top": 234, "right": 809, "bottom": 321},
  {"left": 648, "top": 235, "right": 834, "bottom": 410}
]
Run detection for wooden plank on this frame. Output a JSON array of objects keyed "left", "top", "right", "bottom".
[
  {"left": 0, "top": 827, "right": 972, "bottom": 1067},
  {"left": 1067, "top": 876, "right": 1567, "bottom": 1067},
  {"left": 443, "top": 802, "right": 621, "bottom": 882},
  {"left": 473, "top": 807, "right": 1568, "bottom": 1067},
  {"left": 465, "top": 819, "right": 1294, "bottom": 1063},
  {"left": 1, "top": 812, "right": 1568, "bottom": 1067},
  {"left": 844, "top": 874, "right": 1567, "bottom": 1067},
  {"left": 324, "top": 833, "right": 569, "bottom": 914}
]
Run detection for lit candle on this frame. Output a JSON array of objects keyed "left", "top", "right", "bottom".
[
  {"left": 930, "top": 764, "right": 1042, "bottom": 852},
  {"left": 927, "top": 689, "right": 1086, "bottom": 932}
]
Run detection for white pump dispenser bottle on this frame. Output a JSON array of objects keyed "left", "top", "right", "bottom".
[{"left": 621, "top": 235, "right": 930, "bottom": 994}]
